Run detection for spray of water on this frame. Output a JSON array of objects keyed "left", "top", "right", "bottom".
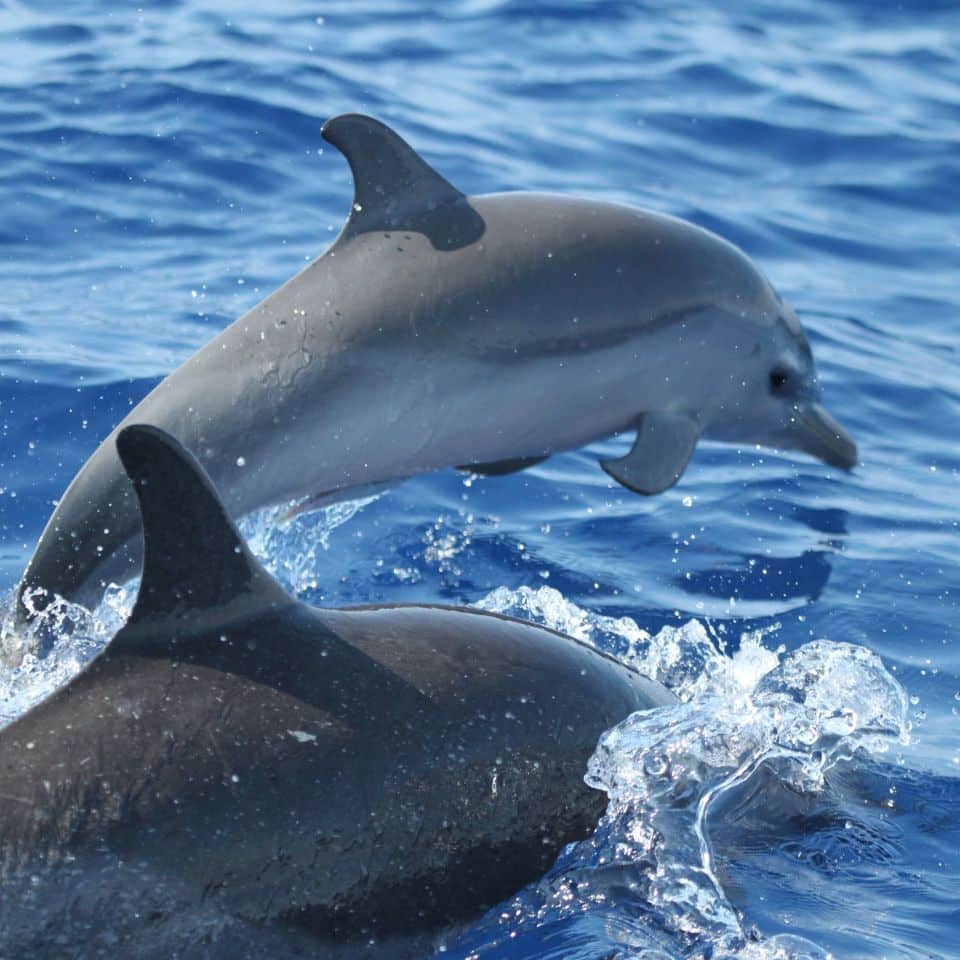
[
  {"left": 0, "top": 491, "right": 377, "bottom": 723},
  {"left": 468, "top": 586, "right": 910, "bottom": 960},
  {"left": 238, "top": 492, "right": 381, "bottom": 595},
  {"left": 0, "top": 581, "right": 133, "bottom": 724}
]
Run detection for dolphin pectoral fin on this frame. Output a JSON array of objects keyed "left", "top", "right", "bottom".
[
  {"left": 111, "top": 426, "right": 291, "bottom": 651},
  {"left": 321, "top": 114, "right": 484, "bottom": 249},
  {"left": 457, "top": 455, "right": 549, "bottom": 477},
  {"left": 600, "top": 412, "right": 700, "bottom": 495}
]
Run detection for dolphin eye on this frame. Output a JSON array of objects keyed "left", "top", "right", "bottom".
[{"left": 769, "top": 368, "right": 789, "bottom": 393}]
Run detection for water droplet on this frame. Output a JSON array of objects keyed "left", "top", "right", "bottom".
[{"left": 643, "top": 752, "right": 669, "bottom": 777}]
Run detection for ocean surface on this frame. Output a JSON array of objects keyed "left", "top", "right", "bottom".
[{"left": 0, "top": 1, "right": 957, "bottom": 957}]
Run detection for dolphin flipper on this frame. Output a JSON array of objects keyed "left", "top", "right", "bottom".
[
  {"left": 457, "top": 455, "right": 549, "bottom": 477},
  {"left": 321, "top": 113, "right": 485, "bottom": 249},
  {"left": 114, "top": 425, "right": 290, "bottom": 640},
  {"left": 600, "top": 412, "right": 700, "bottom": 495}
]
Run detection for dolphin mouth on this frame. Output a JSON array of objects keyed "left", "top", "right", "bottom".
[{"left": 791, "top": 403, "right": 858, "bottom": 470}]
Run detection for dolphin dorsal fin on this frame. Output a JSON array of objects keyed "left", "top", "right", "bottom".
[
  {"left": 321, "top": 114, "right": 484, "bottom": 249},
  {"left": 112, "top": 425, "right": 290, "bottom": 646}
]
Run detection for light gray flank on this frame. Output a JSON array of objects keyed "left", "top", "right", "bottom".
[{"left": 10, "top": 114, "right": 858, "bottom": 624}]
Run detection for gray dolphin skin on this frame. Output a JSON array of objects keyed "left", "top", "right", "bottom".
[
  {"left": 0, "top": 425, "right": 674, "bottom": 958},
  {"left": 12, "top": 113, "right": 857, "bottom": 622}
]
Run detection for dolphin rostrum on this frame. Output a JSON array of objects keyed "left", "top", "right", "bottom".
[
  {"left": 11, "top": 114, "right": 857, "bottom": 623},
  {"left": 0, "top": 425, "right": 673, "bottom": 958}
]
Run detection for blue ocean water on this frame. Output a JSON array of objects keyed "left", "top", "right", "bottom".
[{"left": 0, "top": 1, "right": 957, "bottom": 957}]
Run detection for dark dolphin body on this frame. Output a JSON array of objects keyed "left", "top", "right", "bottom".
[
  {"left": 9, "top": 113, "right": 856, "bottom": 631},
  {"left": 0, "top": 426, "right": 673, "bottom": 958}
]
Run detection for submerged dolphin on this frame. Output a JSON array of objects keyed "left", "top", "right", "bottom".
[
  {"left": 12, "top": 114, "right": 856, "bottom": 621},
  {"left": 0, "top": 425, "right": 673, "bottom": 958}
]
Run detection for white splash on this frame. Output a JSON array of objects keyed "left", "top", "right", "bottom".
[
  {"left": 0, "top": 491, "right": 380, "bottom": 724},
  {"left": 475, "top": 584, "right": 780, "bottom": 700},
  {"left": 471, "top": 585, "right": 911, "bottom": 960},
  {"left": 239, "top": 491, "right": 381, "bottom": 594},
  {"left": 0, "top": 580, "right": 134, "bottom": 725}
]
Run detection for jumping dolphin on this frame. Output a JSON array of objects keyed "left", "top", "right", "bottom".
[
  {"left": 0, "top": 425, "right": 673, "bottom": 958},
  {"left": 11, "top": 114, "right": 857, "bottom": 622}
]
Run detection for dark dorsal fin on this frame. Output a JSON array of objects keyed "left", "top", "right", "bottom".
[
  {"left": 321, "top": 114, "right": 485, "bottom": 250},
  {"left": 112, "top": 425, "right": 290, "bottom": 647}
]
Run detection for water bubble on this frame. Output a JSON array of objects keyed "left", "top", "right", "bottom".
[{"left": 643, "top": 751, "right": 669, "bottom": 778}]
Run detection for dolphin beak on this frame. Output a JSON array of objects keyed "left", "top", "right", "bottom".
[{"left": 791, "top": 403, "right": 859, "bottom": 470}]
